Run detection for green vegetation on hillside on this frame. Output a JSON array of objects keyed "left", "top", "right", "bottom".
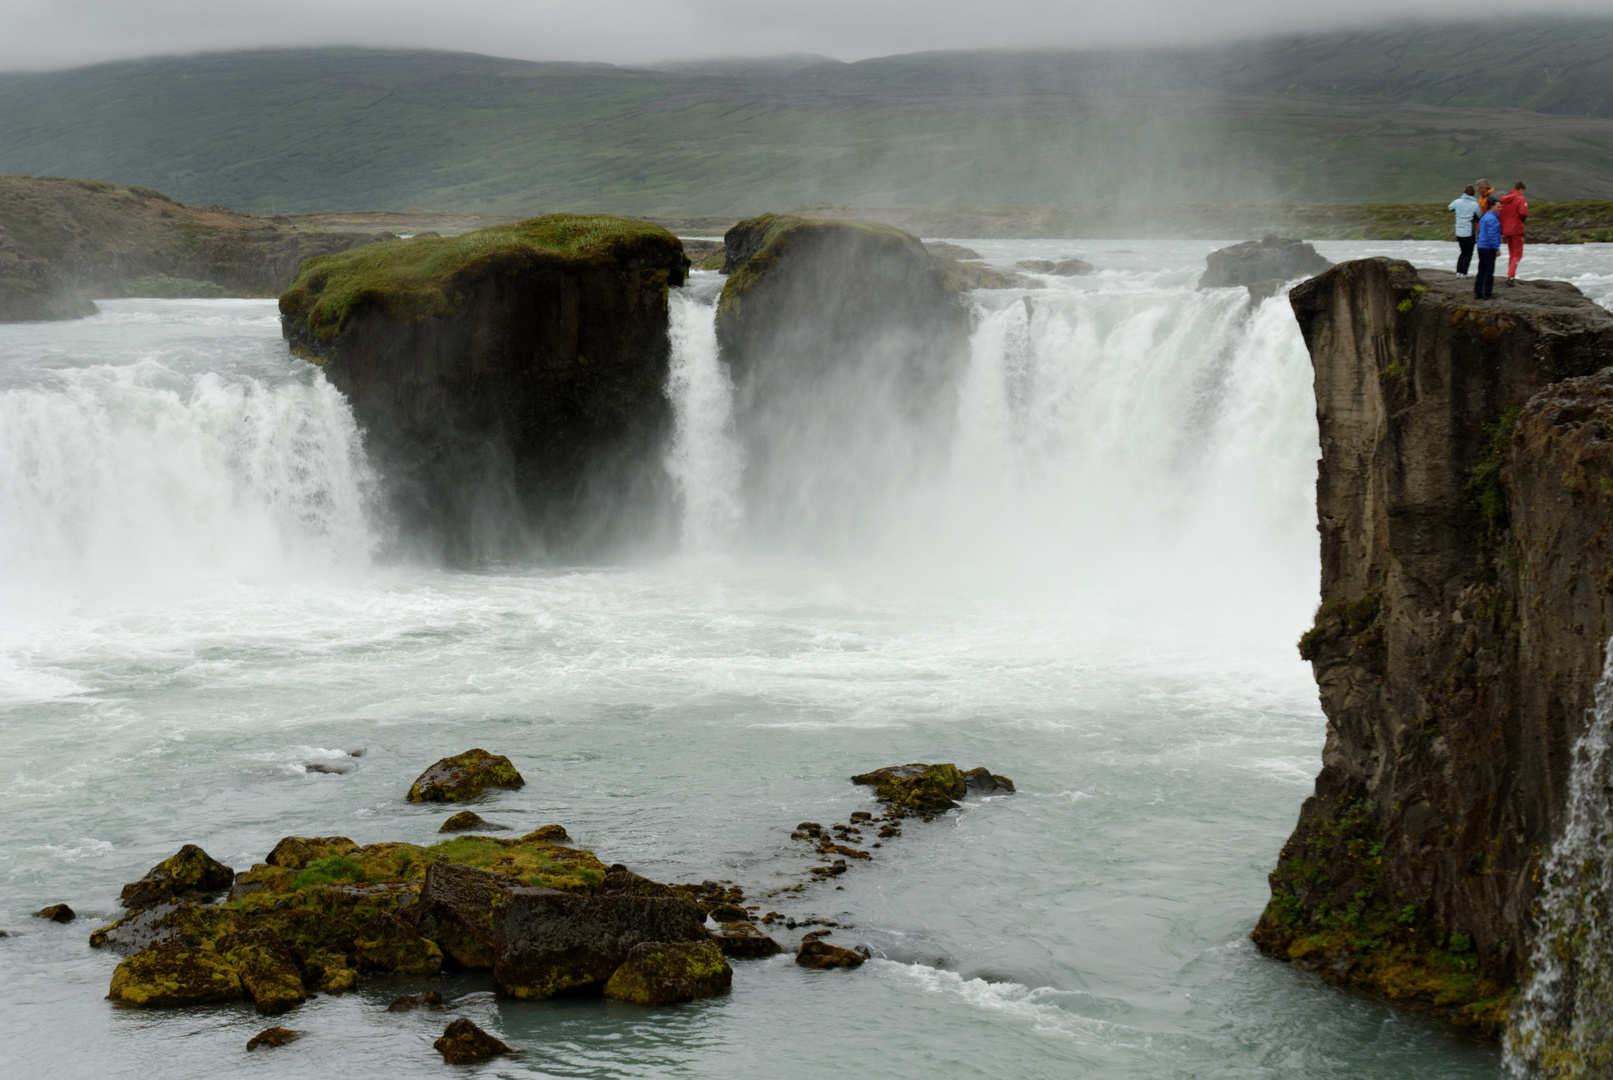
[
  {"left": 279, "top": 213, "right": 681, "bottom": 341},
  {"left": 1, "top": 18, "right": 1611, "bottom": 216}
]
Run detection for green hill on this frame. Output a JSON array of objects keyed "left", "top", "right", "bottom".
[{"left": 1, "top": 19, "right": 1611, "bottom": 216}]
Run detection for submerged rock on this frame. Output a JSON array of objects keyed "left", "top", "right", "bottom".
[
  {"left": 118, "top": 845, "right": 234, "bottom": 908},
  {"left": 386, "top": 989, "right": 444, "bottom": 1012},
  {"left": 492, "top": 888, "right": 708, "bottom": 999},
  {"left": 33, "top": 903, "right": 75, "bottom": 923},
  {"left": 434, "top": 1017, "right": 513, "bottom": 1065},
  {"left": 795, "top": 939, "right": 865, "bottom": 970},
  {"left": 438, "top": 811, "right": 508, "bottom": 833},
  {"left": 603, "top": 940, "right": 733, "bottom": 1005},
  {"left": 1198, "top": 235, "right": 1331, "bottom": 291},
  {"left": 406, "top": 749, "right": 524, "bottom": 803},
  {"left": 107, "top": 945, "right": 243, "bottom": 1007},
  {"left": 246, "top": 1027, "right": 300, "bottom": 1051}
]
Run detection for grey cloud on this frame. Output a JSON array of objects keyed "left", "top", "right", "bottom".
[{"left": 1, "top": 0, "right": 1609, "bottom": 71}]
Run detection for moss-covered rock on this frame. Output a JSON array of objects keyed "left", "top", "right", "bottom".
[
  {"left": 410, "top": 861, "right": 523, "bottom": 969},
  {"left": 353, "top": 912, "right": 443, "bottom": 976},
  {"left": 596, "top": 868, "right": 679, "bottom": 898},
  {"left": 90, "top": 899, "right": 242, "bottom": 953},
  {"left": 962, "top": 767, "right": 1016, "bottom": 793},
  {"left": 247, "top": 908, "right": 358, "bottom": 963},
  {"left": 493, "top": 888, "right": 709, "bottom": 999},
  {"left": 107, "top": 945, "right": 243, "bottom": 1007},
  {"left": 406, "top": 749, "right": 525, "bottom": 803},
  {"left": 304, "top": 950, "right": 359, "bottom": 993},
  {"left": 216, "top": 928, "right": 306, "bottom": 1015},
  {"left": 264, "top": 836, "right": 359, "bottom": 870},
  {"left": 433, "top": 1017, "right": 513, "bottom": 1064},
  {"left": 32, "top": 903, "right": 74, "bottom": 923},
  {"left": 795, "top": 939, "right": 866, "bottom": 970},
  {"left": 246, "top": 1027, "right": 299, "bottom": 1051},
  {"left": 423, "top": 834, "right": 606, "bottom": 892},
  {"left": 603, "top": 940, "right": 733, "bottom": 1005},
  {"left": 851, "top": 763, "right": 968, "bottom": 818},
  {"left": 118, "top": 845, "right": 234, "bottom": 908},
  {"left": 522, "top": 824, "right": 570, "bottom": 843},
  {"left": 711, "top": 921, "right": 783, "bottom": 959},
  {"left": 439, "top": 811, "right": 508, "bottom": 833}
]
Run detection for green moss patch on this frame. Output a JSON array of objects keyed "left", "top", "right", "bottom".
[
  {"left": 1467, "top": 405, "right": 1522, "bottom": 526},
  {"left": 279, "top": 214, "right": 683, "bottom": 342},
  {"left": 423, "top": 835, "right": 606, "bottom": 892}
]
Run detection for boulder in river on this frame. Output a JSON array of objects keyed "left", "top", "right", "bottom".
[
  {"left": 353, "top": 912, "right": 443, "bottom": 976},
  {"left": 33, "top": 903, "right": 75, "bottom": 923},
  {"left": 492, "top": 888, "right": 709, "bottom": 999},
  {"left": 711, "top": 921, "right": 783, "bottom": 959},
  {"left": 1197, "top": 235, "right": 1332, "bottom": 291},
  {"left": 264, "top": 836, "right": 359, "bottom": 869},
  {"left": 118, "top": 844, "right": 234, "bottom": 908},
  {"left": 1052, "top": 258, "right": 1095, "bottom": 276},
  {"left": 851, "top": 763, "right": 968, "bottom": 817},
  {"left": 90, "top": 899, "right": 241, "bottom": 953},
  {"left": 438, "top": 811, "right": 508, "bottom": 833},
  {"left": 107, "top": 945, "right": 243, "bottom": 1007},
  {"left": 795, "top": 939, "right": 866, "bottom": 969},
  {"left": 216, "top": 927, "right": 306, "bottom": 1015},
  {"left": 603, "top": 940, "right": 733, "bottom": 1005},
  {"left": 386, "top": 990, "right": 444, "bottom": 1012},
  {"left": 409, "top": 860, "right": 523, "bottom": 968},
  {"left": 406, "top": 749, "right": 524, "bottom": 802},
  {"left": 246, "top": 1027, "right": 299, "bottom": 1051},
  {"left": 433, "top": 1017, "right": 513, "bottom": 1064},
  {"left": 522, "top": 823, "right": 569, "bottom": 842}
]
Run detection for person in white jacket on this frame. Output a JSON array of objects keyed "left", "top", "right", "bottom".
[{"left": 1448, "top": 185, "right": 1481, "bottom": 276}]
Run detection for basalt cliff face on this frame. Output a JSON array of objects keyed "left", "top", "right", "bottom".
[
  {"left": 281, "top": 215, "right": 689, "bottom": 561},
  {"left": 714, "top": 214, "right": 972, "bottom": 542},
  {"left": 1253, "top": 257, "right": 1613, "bottom": 1032}
]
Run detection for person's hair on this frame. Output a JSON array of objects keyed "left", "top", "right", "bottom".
[
  {"left": 1476, "top": 178, "right": 1490, "bottom": 189},
  {"left": 1464, "top": 185, "right": 1476, "bottom": 195},
  {"left": 1514, "top": 181, "right": 1526, "bottom": 190}
]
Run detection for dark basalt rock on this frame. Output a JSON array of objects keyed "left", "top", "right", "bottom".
[
  {"left": 107, "top": 945, "right": 243, "bottom": 1007},
  {"left": 33, "top": 903, "right": 74, "bottom": 923},
  {"left": 438, "top": 811, "right": 508, "bottom": 833},
  {"left": 118, "top": 845, "right": 234, "bottom": 908},
  {"left": 386, "top": 990, "right": 444, "bottom": 1012},
  {"left": 1198, "top": 235, "right": 1332, "bottom": 291},
  {"left": 246, "top": 1027, "right": 299, "bottom": 1051},
  {"left": 410, "top": 861, "right": 523, "bottom": 969},
  {"left": 963, "top": 767, "right": 1015, "bottom": 793},
  {"left": 433, "top": 1017, "right": 513, "bottom": 1064},
  {"left": 596, "top": 868, "right": 678, "bottom": 898},
  {"left": 714, "top": 214, "right": 972, "bottom": 541},
  {"left": 217, "top": 927, "right": 306, "bottom": 1015},
  {"left": 795, "top": 939, "right": 866, "bottom": 970},
  {"left": 712, "top": 921, "right": 783, "bottom": 959},
  {"left": 406, "top": 749, "right": 524, "bottom": 803},
  {"left": 602, "top": 940, "right": 733, "bottom": 1005},
  {"left": 90, "top": 899, "right": 241, "bottom": 953},
  {"left": 249, "top": 908, "right": 358, "bottom": 964},
  {"left": 353, "top": 911, "right": 442, "bottom": 976},
  {"left": 280, "top": 215, "right": 689, "bottom": 562},
  {"left": 492, "top": 887, "right": 709, "bottom": 999},
  {"left": 1253, "top": 258, "right": 1613, "bottom": 1032}
]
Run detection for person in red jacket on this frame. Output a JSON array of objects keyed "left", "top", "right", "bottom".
[{"left": 1498, "top": 181, "right": 1529, "bottom": 285}]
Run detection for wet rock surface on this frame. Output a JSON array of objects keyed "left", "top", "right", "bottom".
[
  {"left": 108, "top": 945, "right": 244, "bottom": 1007},
  {"left": 33, "top": 903, "right": 75, "bottom": 922},
  {"left": 406, "top": 749, "right": 524, "bottom": 803},
  {"left": 1198, "top": 235, "right": 1332, "bottom": 291},
  {"left": 795, "top": 939, "right": 866, "bottom": 969},
  {"left": 217, "top": 927, "right": 306, "bottom": 1014},
  {"left": 603, "top": 940, "right": 733, "bottom": 1005},
  {"left": 434, "top": 1017, "right": 512, "bottom": 1064},
  {"left": 711, "top": 921, "right": 783, "bottom": 959},
  {"left": 409, "top": 860, "right": 522, "bottom": 969},
  {"left": 246, "top": 1026, "right": 299, "bottom": 1051},
  {"left": 493, "top": 888, "right": 709, "bottom": 999},
  {"left": 438, "top": 811, "right": 508, "bottom": 833},
  {"left": 118, "top": 845, "right": 234, "bottom": 908},
  {"left": 354, "top": 912, "right": 443, "bottom": 976},
  {"left": 385, "top": 990, "right": 444, "bottom": 1012},
  {"left": 1254, "top": 258, "right": 1613, "bottom": 1032}
]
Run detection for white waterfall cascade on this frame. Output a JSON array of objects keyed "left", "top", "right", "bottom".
[
  {"left": 1506, "top": 646, "right": 1613, "bottom": 1077},
  {"left": 664, "top": 278, "right": 744, "bottom": 553}
]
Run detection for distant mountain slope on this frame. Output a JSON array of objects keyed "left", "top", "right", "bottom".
[{"left": 0, "top": 19, "right": 1609, "bottom": 216}]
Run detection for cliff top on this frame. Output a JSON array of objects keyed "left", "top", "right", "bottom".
[
  {"left": 1405, "top": 263, "right": 1613, "bottom": 325},
  {"left": 278, "top": 214, "right": 687, "bottom": 343}
]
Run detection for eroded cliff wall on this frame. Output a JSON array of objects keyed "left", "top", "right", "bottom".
[{"left": 1254, "top": 257, "right": 1613, "bottom": 1031}]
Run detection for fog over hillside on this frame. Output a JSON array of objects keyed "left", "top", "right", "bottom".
[{"left": 1, "top": 18, "right": 1611, "bottom": 214}]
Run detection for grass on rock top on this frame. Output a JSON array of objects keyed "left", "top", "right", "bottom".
[{"left": 279, "top": 213, "right": 680, "bottom": 342}]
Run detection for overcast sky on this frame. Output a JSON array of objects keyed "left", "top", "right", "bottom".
[{"left": 4, "top": 0, "right": 1610, "bottom": 71}]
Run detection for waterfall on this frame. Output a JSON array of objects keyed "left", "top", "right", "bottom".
[
  {"left": 0, "top": 358, "right": 374, "bottom": 599},
  {"left": 1506, "top": 647, "right": 1613, "bottom": 1078},
  {"left": 664, "top": 277, "right": 743, "bottom": 552}
]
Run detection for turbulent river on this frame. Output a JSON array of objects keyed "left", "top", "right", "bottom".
[{"left": 4, "top": 241, "right": 1612, "bottom": 1079}]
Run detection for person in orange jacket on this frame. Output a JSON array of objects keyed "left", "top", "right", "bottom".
[
  {"left": 1498, "top": 181, "right": 1529, "bottom": 285},
  {"left": 1475, "top": 178, "right": 1499, "bottom": 212}
]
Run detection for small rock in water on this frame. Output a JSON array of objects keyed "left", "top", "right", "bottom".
[
  {"left": 706, "top": 902, "right": 749, "bottom": 922},
  {"left": 603, "top": 940, "right": 733, "bottom": 1005},
  {"left": 962, "top": 767, "right": 1015, "bottom": 793},
  {"left": 712, "top": 921, "right": 783, "bottom": 959},
  {"left": 303, "top": 761, "right": 353, "bottom": 775},
  {"left": 33, "top": 903, "right": 75, "bottom": 922},
  {"left": 795, "top": 939, "right": 865, "bottom": 970},
  {"left": 521, "top": 823, "right": 569, "bottom": 842},
  {"left": 438, "top": 810, "right": 509, "bottom": 833},
  {"left": 385, "top": 990, "right": 444, "bottom": 1012},
  {"left": 433, "top": 1017, "right": 513, "bottom": 1064},
  {"left": 848, "top": 812, "right": 872, "bottom": 823},
  {"left": 246, "top": 1027, "right": 299, "bottom": 1051},
  {"left": 406, "top": 748, "right": 524, "bottom": 802}
]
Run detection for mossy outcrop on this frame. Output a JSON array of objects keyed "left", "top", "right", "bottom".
[
  {"left": 602, "top": 940, "right": 733, "bottom": 1005},
  {"left": 713, "top": 213, "right": 973, "bottom": 542},
  {"left": 1254, "top": 258, "right": 1613, "bottom": 1033},
  {"left": 107, "top": 946, "right": 243, "bottom": 1007},
  {"left": 439, "top": 811, "right": 508, "bottom": 833},
  {"left": 118, "top": 845, "right": 234, "bottom": 908},
  {"left": 434, "top": 1017, "right": 513, "bottom": 1064},
  {"left": 216, "top": 928, "right": 306, "bottom": 1014},
  {"left": 851, "top": 763, "right": 1014, "bottom": 819},
  {"left": 711, "top": 921, "right": 783, "bottom": 958},
  {"left": 406, "top": 749, "right": 524, "bottom": 802},
  {"left": 353, "top": 912, "right": 443, "bottom": 976},
  {"left": 279, "top": 214, "right": 690, "bottom": 561}
]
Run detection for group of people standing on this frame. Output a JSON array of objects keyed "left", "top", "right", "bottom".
[{"left": 1448, "top": 179, "right": 1528, "bottom": 298}]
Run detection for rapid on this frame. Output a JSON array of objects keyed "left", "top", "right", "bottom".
[{"left": 4, "top": 242, "right": 1611, "bottom": 1078}]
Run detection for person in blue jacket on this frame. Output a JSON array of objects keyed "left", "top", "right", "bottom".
[
  {"left": 1447, "top": 185, "right": 1480, "bottom": 276},
  {"left": 1474, "top": 200, "right": 1503, "bottom": 299}
]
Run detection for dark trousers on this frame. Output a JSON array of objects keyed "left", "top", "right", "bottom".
[
  {"left": 1475, "top": 248, "right": 1499, "bottom": 297},
  {"left": 1456, "top": 235, "right": 1476, "bottom": 275}
]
